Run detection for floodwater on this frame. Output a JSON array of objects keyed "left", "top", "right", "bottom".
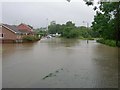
[{"left": 2, "top": 38, "right": 118, "bottom": 88}]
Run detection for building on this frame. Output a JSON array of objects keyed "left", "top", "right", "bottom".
[
  {"left": 17, "top": 23, "right": 34, "bottom": 33},
  {"left": 0, "top": 23, "right": 34, "bottom": 43},
  {"left": 50, "top": 21, "right": 56, "bottom": 25}
]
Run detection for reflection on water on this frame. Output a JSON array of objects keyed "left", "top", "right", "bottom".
[
  {"left": 2, "top": 38, "right": 118, "bottom": 88},
  {"left": 41, "top": 38, "right": 80, "bottom": 48}
]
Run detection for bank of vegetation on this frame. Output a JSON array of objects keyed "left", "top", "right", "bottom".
[
  {"left": 35, "top": 2, "right": 120, "bottom": 47},
  {"left": 97, "top": 39, "right": 116, "bottom": 47},
  {"left": 22, "top": 35, "right": 41, "bottom": 42},
  {"left": 48, "top": 21, "right": 98, "bottom": 40},
  {"left": 86, "top": 1, "right": 120, "bottom": 47},
  {"left": 66, "top": 0, "right": 120, "bottom": 47}
]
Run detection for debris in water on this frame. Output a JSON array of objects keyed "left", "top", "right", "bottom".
[
  {"left": 42, "top": 68, "right": 64, "bottom": 80},
  {"left": 42, "top": 73, "right": 54, "bottom": 80},
  {"left": 55, "top": 70, "right": 59, "bottom": 73},
  {"left": 61, "top": 68, "right": 63, "bottom": 70},
  {"left": 48, "top": 73, "right": 53, "bottom": 77},
  {"left": 42, "top": 75, "right": 49, "bottom": 80}
]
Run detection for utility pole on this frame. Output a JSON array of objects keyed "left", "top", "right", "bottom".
[
  {"left": 46, "top": 18, "right": 49, "bottom": 36},
  {"left": 46, "top": 18, "right": 48, "bottom": 31}
]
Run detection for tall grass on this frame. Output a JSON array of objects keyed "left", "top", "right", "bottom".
[{"left": 97, "top": 38, "right": 116, "bottom": 47}]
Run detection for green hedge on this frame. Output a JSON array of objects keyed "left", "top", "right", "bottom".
[
  {"left": 22, "top": 35, "right": 40, "bottom": 42},
  {"left": 97, "top": 39, "right": 116, "bottom": 47}
]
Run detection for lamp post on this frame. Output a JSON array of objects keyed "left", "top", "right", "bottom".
[{"left": 46, "top": 18, "right": 48, "bottom": 31}]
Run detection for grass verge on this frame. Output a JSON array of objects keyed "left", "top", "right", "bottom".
[{"left": 97, "top": 38, "right": 116, "bottom": 47}]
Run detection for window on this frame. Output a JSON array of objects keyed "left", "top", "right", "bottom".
[
  {"left": 2, "top": 34, "right": 3, "bottom": 37},
  {"left": 0, "top": 33, "right": 4, "bottom": 38}
]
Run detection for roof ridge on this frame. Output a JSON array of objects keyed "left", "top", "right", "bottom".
[
  {"left": 2, "top": 24, "right": 24, "bottom": 34},
  {"left": 18, "top": 23, "right": 33, "bottom": 30}
]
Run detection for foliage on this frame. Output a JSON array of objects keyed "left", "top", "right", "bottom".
[
  {"left": 61, "top": 21, "right": 79, "bottom": 38},
  {"left": 77, "top": 27, "right": 94, "bottom": 38},
  {"left": 62, "top": 28, "right": 79, "bottom": 38},
  {"left": 92, "top": 11, "right": 116, "bottom": 39},
  {"left": 22, "top": 35, "right": 40, "bottom": 42},
  {"left": 48, "top": 21, "right": 97, "bottom": 39},
  {"left": 48, "top": 24, "right": 63, "bottom": 34},
  {"left": 37, "top": 30, "right": 47, "bottom": 37},
  {"left": 97, "top": 39, "right": 116, "bottom": 47},
  {"left": 66, "top": 0, "right": 120, "bottom": 46},
  {"left": 35, "top": 29, "right": 47, "bottom": 37},
  {"left": 91, "top": 2, "right": 120, "bottom": 46}
]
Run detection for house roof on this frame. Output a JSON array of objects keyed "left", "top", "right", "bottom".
[
  {"left": 3, "top": 24, "right": 22, "bottom": 34},
  {"left": 2, "top": 24, "right": 33, "bottom": 34},
  {"left": 17, "top": 23, "right": 33, "bottom": 32},
  {"left": 19, "top": 29, "right": 33, "bottom": 34}
]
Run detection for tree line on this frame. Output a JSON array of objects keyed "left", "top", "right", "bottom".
[
  {"left": 66, "top": 0, "right": 120, "bottom": 46},
  {"left": 36, "top": 1, "right": 120, "bottom": 47},
  {"left": 48, "top": 21, "right": 97, "bottom": 39}
]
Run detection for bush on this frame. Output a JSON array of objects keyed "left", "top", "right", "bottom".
[
  {"left": 22, "top": 35, "right": 40, "bottom": 42},
  {"left": 87, "top": 38, "right": 94, "bottom": 40},
  {"left": 97, "top": 38, "right": 116, "bottom": 47},
  {"left": 62, "top": 28, "right": 79, "bottom": 38},
  {"left": 79, "top": 36, "right": 84, "bottom": 39}
]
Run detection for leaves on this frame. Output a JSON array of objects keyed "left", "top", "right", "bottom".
[{"left": 92, "top": 2, "right": 120, "bottom": 40}]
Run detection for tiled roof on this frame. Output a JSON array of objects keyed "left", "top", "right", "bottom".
[
  {"left": 3, "top": 24, "right": 22, "bottom": 34},
  {"left": 17, "top": 23, "right": 33, "bottom": 31},
  {"left": 19, "top": 29, "right": 32, "bottom": 34},
  {"left": 2, "top": 24, "right": 32, "bottom": 34}
]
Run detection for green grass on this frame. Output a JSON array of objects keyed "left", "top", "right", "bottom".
[{"left": 97, "top": 38, "right": 116, "bottom": 47}]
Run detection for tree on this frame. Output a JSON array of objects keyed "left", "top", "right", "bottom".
[
  {"left": 48, "top": 24, "right": 63, "bottom": 34},
  {"left": 48, "top": 21, "right": 80, "bottom": 38},
  {"left": 67, "top": 0, "right": 120, "bottom": 46},
  {"left": 35, "top": 28, "right": 47, "bottom": 37},
  {"left": 92, "top": 2, "right": 120, "bottom": 46},
  {"left": 92, "top": 11, "right": 115, "bottom": 39},
  {"left": 61, "top": 21, "right": 79, "bottom": 38}
]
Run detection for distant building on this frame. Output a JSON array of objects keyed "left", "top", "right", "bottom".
[
  {"left": 18, "top": 23, "right": 33, "bottom": 32},
  {"left": 0, "top": 23, "right": 34, "bottom": 43},
  {"left": 50, "top": 21, "right": 56, "bottom": 25}
]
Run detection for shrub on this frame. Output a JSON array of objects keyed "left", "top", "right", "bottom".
[
  {"left": 79, "top": 36, "right": 84, "bottom": 39},
  {"left": 87, "top": 38, "right": 94, "bottom": 40},
  {"left": 97, "top": 39, "right": 116, "bottom": 47},
  {"left": 22, "top": 35, "right": 40, "bottom": 42}
]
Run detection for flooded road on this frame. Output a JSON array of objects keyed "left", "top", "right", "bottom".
[{"left": 2, "top": 38, "right": 118, "bottom": 88}]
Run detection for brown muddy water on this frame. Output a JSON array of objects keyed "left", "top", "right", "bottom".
[{"left": 2, "top": 38, "right": 118, "bottom": 88}]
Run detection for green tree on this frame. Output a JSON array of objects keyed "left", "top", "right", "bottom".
[
  {"left": 35, "top": 29, "right": 47, "bottom": 37},
  {"left": 92, "top": 2, "right": 120, "bottom": 46},
  {"left": 67, "top": 0, "right": 120, "bottom": 46},
  {"left": 61, "top": 21, "right": 79, "bottom": 38},
  {"left": 48, "top": 24, "right": 63, "bottom": 34}
]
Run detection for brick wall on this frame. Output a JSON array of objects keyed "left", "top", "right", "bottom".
[{"left": 2, "top": 26, "right": 20, "bottom": 40}]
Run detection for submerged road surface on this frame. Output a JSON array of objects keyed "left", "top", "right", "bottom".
[{"left": 2, "top": 38, "right": 118, "bottom": 88}]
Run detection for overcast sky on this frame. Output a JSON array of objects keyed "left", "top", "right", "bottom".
[{"left": 1, "top": 0, "right": 96, "bottom": 28}]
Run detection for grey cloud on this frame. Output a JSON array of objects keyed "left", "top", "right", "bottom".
[{"left": 2, "top": 2, "right": 95, "bottom": 28}]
